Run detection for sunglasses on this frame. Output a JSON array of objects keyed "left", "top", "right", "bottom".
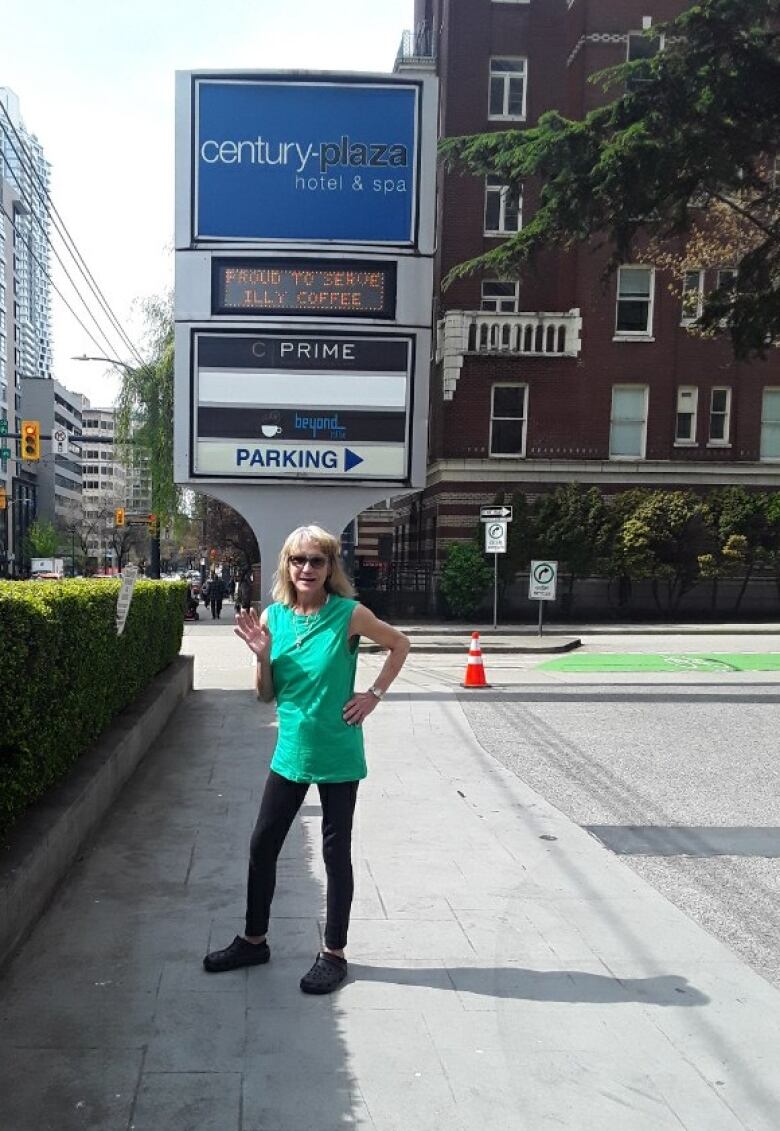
[{"left": 288, "top": 554, "right": 328, "bottom": 569}]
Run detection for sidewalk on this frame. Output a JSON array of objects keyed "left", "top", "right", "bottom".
[{"left": 1, "top": 638, "right": 780, "bottom": 1129}]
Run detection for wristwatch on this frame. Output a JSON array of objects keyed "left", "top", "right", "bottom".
[{"left": 368, "top": 685, "right": 385, "bottom": 701}]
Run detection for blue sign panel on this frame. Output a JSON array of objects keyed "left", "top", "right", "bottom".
[{"left": 195, "top": 79, "right": 419, "bottom": 244}]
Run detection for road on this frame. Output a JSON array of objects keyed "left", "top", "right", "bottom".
[
  {"left": 183, "top": 621, "right": 780, "bottom": 990},
  {"left": 399, "top": 633, "right": 780, "bottom": 991}
]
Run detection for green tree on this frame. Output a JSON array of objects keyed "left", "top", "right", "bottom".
[
  {"left": 760, "top": 491, "right": 780, "bottom": 599},
  {"left": 116, "top": 296, "right": 178, "bottom": 531},
  {"left": 440, "top": 0, "right": 780, "bottom": 358},
  {"left": 532, "top": 485, "right": 612, "bottom": 611},
  {"left": 618, "top": 491, "right": 715, "bottom": 612},
  {"left": 699, "top": 487, "right": 768, "bottom": 609},
  {"left": 440, "top": 542, "right": 493, "bottom": 618},
  {"left": 25, "top": 519, "right": 58, "bottom": 557}
]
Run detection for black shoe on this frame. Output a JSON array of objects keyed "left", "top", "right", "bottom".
[
  {"left": 203, "top": 935, "right": 270, "bottom": 973},
  {"left": 300, "top": 952, "right": 348, "bottom": 995}
]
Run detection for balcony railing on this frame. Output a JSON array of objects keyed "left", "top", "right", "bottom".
[
  {"left": 395, "top": 24, "right": 436, "bottom": 68},
  {"left": 437, "top": 309, "right": 582, "bottom": 400}
]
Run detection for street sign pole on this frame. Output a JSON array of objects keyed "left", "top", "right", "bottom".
[
  {"left": 484, "top": 520, "right": 508, "bottom": 628},
  {"left": 528, "top": 560, "right": 558, "bottom": 636}
]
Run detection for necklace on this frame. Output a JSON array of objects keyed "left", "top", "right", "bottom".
[{"left": 292, "top": 595, "right": 329, "bottom": 648}]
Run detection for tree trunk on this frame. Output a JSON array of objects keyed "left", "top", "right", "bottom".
[
  {"left": 711, "top": 575, "right": 718, "bottom": 612},
  {"left": 734, "top": 563, "right": 753, "bottom": 611}
]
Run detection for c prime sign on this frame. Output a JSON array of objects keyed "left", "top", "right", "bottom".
[{"left": 187, "top": 76, "right": 421, "bottom": 246}]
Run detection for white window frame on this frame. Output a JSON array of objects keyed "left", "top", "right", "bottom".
[
  {"left": 488, "top": 57, "right": 527, "bottom": 121},
  {"left": 492, "top": 0, "right": 530, "bottom": 4},
  {"left": 708, "top": 386, "right": 732, "bottom": 446},
  {"left": 609, "top": 384, "right": 648, "bottom": 460},
  {"left": 489, "top": 383, "right": 527, "bottom": 458},
  {"left": 481, "top": 280, "right": 520, "bottom": 313},
  {"left": 484, "top": 176, "right": 523, "bottom": 236},
  {"left": 681, "top": 269, "right": 704, "bottom": 325},
  {"left": 674, "top": 386, "right": 698, "bottom": 445},
  {"left": 760, "top": 387, "right": 780, "bottom": 462},
  {"left": 615, "top": 266, "right": 655, "bottom": 338}
]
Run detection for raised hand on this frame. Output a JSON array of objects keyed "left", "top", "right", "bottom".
[{"left": 234, "top": 609, "right": 272, "bottom": 661}]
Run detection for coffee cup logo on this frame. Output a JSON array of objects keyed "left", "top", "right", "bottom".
[{"left": 261, "top": 424, "right": 283, "bottom": 438}]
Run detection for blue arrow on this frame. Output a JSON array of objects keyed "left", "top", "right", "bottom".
[{"left": 344, "top": 448, "right": 364, "bottom": 472}]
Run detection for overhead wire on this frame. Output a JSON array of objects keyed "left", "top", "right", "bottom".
[
  {"left": 0, "top": 152, "right": 133, "bottom": 364},
  {"left": 0, "top": 199, "right": 119, "bottom": 362},
  {"left": 0, "top": 100, "right": 146, "bottom": 368},
  {"left": 0, "top": 99, "right": 145, "bottom": 366}
]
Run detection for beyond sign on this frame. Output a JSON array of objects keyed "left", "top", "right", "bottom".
[
  {"left": 192, "top": 330, "right": 412, "bottom": 482},
  {"left": 194, "top": 78, "right": 419, "bottom": 244}
]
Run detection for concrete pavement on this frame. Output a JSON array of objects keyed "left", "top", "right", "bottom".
[{"left": 1, "top": 621, "right": 780, "bottom": 1129}]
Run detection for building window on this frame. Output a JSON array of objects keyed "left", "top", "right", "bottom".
[
  {"left": 481, "top": 281, "right": 520, "bottom": 313},
  {"left": 490, "top": 384, "right": 527, "bottom": 456},
  {"left": 615, "top": 267, "right": 654, "bottom": 336},
  {"left": 489, "top": 58, "right": 527, "bottom": 120},
  {"left": 610, "top": 385, "right": 648, "bottom": 459},
  {"left": 675, "top": 387, "right": 698, "bottom": 444},
  {"left": 484, "top": 177, "right": 522, "bottom": 235},
  {"left": 760, "top": 389, "right": 780, "bottom": 460},
  {"left": 681, "top": 270, "right": 704, "bottom": 324},
  {"left": 709, "top": 387, "right": 731, "bottom": 445}
]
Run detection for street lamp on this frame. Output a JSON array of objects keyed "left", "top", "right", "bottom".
[{"left": 72, "top": 353, "right": 161, "bottom": 580}]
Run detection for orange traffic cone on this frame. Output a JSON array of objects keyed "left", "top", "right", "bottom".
[{"left": 462, "top": 631, "right": 491, "bottom": 688}]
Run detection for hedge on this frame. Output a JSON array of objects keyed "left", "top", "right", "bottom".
[{"left": 0, "top": 579, "right": 185, "bottom": 841}]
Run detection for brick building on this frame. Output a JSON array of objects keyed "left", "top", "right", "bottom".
[{"left": 380, "top": 0, "right": 780, "bottom": 567}]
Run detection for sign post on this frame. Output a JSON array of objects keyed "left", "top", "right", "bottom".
[
  {"left": 528, "top": 560, "right": 558, "bottom": 636},
  {"left": 482, "top": 509, "right": 511, "bottom": 628},
  {"left": 174, "top": 69, "right": 438, "bottom": 605}
]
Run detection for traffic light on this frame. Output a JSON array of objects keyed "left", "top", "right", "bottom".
[
  {"left": 115, "top": 507, "right": 125, "bottom": 527},
  {"left": 148, "top": 513, "right": 159, "bottom": 536},
  {"left": 0, "top": 487, "right": 6, "bottom": 510},
  {"left": 21, "top": 420, "right": 41, "bottom": 461}
]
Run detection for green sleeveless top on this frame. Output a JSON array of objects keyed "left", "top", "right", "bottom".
[{"left": 266, "top": 594, "right": 366, "bottom": 784}]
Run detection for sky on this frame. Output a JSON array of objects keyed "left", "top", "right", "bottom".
[{"left": 2, "top": 0, "right": 415, "bottom": 408}]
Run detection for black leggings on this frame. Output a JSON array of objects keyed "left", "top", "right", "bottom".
[{"left": 246, "top": 769, "right": 359, "bottom": 950}]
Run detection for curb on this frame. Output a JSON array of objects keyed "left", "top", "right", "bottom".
[
  {"left": 0, "top": 655, "right": 194, "bottom": 973},
  {"left": 361, "top": 637, "right": 582, "bottom": 655}
]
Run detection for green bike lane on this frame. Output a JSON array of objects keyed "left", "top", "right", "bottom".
[{"left": 541, "top": 653, "right": 780, "bottom": 673}]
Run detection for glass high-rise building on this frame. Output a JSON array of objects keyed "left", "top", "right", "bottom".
[{"left": 0, "top": 87, "right": 53, "bottom": 384}]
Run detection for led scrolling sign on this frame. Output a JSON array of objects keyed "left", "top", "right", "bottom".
[{"left": 212, "top": 258, "right": 397, "bottom": 319}]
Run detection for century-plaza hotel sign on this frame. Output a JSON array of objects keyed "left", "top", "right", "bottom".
[{"left": 174, "top": 69, "right": 437, "bottom": 487}]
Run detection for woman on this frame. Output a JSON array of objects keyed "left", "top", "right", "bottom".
[{"left": 203, "top": 525, "right": 410, "bottom": 993}]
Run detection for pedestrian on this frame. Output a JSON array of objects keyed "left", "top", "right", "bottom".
[
  {"left": 208, "top": 571, "right": 224, "bottom": 619},
  {"left": 203, "top": 524, "right": 410, "bottom": 993},
  {"left": 235, "top": 571, "right": 252, "bottom": 615}
]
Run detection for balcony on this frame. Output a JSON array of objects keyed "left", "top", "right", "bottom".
[
  {"left": 437, "top": 309, "right": 582, "bottom": 399},
  {"left": 394, "top": 24, "right": 436, "bottom": 71}
]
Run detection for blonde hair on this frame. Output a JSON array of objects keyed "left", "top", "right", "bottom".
[{"left": 271, "top": 525, "right": 356, "bottom": 606}]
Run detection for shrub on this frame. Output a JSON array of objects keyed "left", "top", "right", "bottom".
[
  {"left": 0, "top": 579, "right": 185, "bottom": 840},
  {"left": 440, "top": 542, "right": 492, "bottom": 617}
]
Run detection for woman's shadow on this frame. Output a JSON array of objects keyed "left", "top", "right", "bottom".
[{"left": 345, "top": 963, "right": 709, "bottom": 1006}]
